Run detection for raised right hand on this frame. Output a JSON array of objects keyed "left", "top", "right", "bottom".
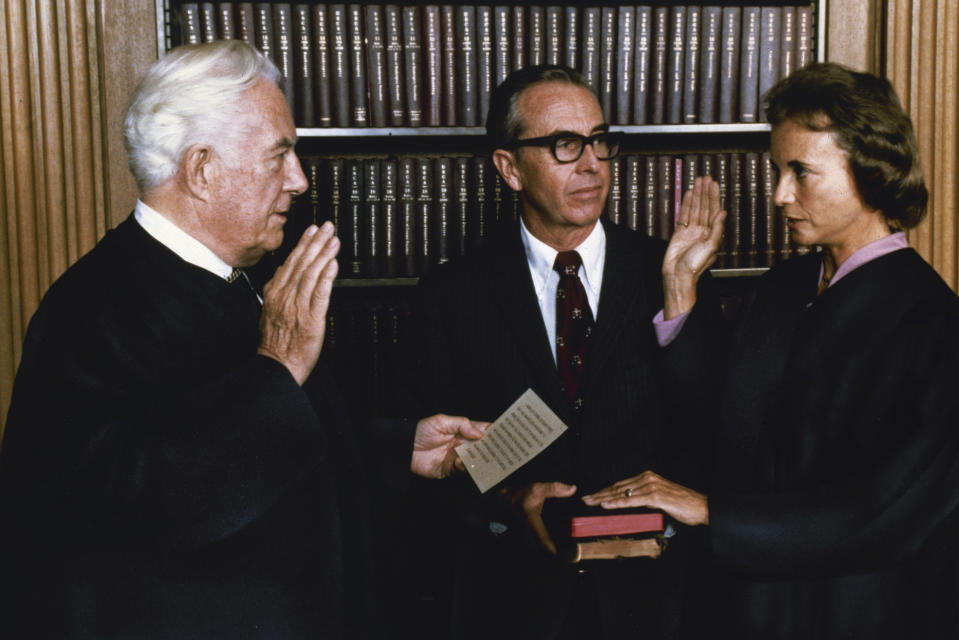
[{"left": 257, "top": 222, "right": 340, "bottom": 385}]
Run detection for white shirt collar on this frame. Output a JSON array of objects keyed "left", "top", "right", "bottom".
[
  {"left": 520, "top": 217, "right": 606, "bottom": 304},
  {"left": 134, "top": 199, "right": 235, "bottom": 281}
]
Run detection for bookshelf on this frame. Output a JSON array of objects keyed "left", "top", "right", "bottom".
[{"left": 155, "top": 0, "right": 826, "bottom": 408}]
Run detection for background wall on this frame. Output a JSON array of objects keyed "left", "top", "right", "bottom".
[{"left": 1, "top": 0, "right": 957, "bottom": 436}]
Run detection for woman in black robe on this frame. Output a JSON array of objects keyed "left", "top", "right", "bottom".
[{"left": 584, "top": 63, "right": 959, "bottom": 638}]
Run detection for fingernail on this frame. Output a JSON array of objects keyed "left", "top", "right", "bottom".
[{"left": 305, "top": 225, "right": 317, "bottom": 237}]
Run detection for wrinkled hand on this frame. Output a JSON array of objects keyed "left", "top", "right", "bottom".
[
  {"left": 581, "top": 470, "right": 709, "bottom": 527},
  {"left": 662, "top": 177, "right": 726, "bottom": 319},
  {"left": 411, "top": 414, "right": 488, "bottom": 479},
  {"left": 257, "top": 222, "right": 340, "bottom": 385},
  {"left": 502, "top": 481, "right": 577, "bottom": 555}
]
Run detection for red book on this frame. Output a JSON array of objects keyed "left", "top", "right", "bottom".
[{"left": 569, "top": 510, "right": 665, "bottom": 539}]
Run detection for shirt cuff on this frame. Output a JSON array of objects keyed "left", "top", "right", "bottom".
[{"left": 653, "top": 308, "right": 690, "bottom": 347}]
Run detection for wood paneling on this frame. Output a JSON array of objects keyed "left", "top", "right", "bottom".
[
  {"left": 886, "top": 0, "right": 959, "bottom": 290},
  {"left": 0, "top": 0, "right": 156, "bottom": 435}
]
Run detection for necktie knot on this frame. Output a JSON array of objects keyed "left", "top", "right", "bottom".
[
  {"left": 553, "top": 251, "right": 583, "bottom": 276},
  {"left": 226, "top": 268, "right": 244, "bottom": 283}
]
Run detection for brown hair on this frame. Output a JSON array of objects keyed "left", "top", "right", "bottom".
[{"left": 763, "top": 62, "right": 927, "bottom": 229}]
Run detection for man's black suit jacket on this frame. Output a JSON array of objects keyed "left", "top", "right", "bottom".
[
  {"left": 399, "top": 221, "right": 721, "bottom": 639},
  {"left": 0, "top": 215, "right": 414, "bottom": 639}
]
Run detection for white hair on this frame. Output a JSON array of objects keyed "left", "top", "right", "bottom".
[{"left": 123, "top": 40, "right": 282, "bottom": 192}]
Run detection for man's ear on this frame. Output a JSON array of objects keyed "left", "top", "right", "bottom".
[
  {"left": 181, "top": 144, "right": 215, "bottom": 201},
  {"left": 492, "top": 148, "right": 523, "bottom": 192}
]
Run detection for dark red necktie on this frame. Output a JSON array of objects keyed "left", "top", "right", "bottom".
[{"left": 554, "top": 251, "right": 594, "bottom": 411}]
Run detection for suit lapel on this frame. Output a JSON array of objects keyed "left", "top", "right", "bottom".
[
  {"left": 586, "top": 224, "right": 647, "bottom": 395},
  {"left": 488, "top": 226, "right": 571, "bottom": 420}
]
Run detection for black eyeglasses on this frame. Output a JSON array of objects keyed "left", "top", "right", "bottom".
[{"left": 504, "top": 131, "right": 623, "bottom": 163}]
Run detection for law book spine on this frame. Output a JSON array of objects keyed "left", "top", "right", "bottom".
[
  {"left": 415, "top": 158, "right": 434, "bottom": 275},
  {"left": 470, "top": 157, "right": 489, "bottom": 251},
  {"left": 347, "top": 4, "right": 369, "bottom": 126},
  {"left": 272, "top": 5, "right": 295, "bottom": 113},
  {"left": 564, "top": 6, "right": 578, "bottom": 69},
  {"left": 441, "top": 6, "right": 457, "bottom": 126},
  {"left": 384, "top": 5, "right": 406, "bottom": 126},
  {"left": 398, "top": 157, "right": 417, "bottom": 276},
  {"left": 744, "top": 152, "right": 760, "bottom": 267},
  {"left": 199, "top": 3, "right": 217, "bottom": 42},
  {"left": 665, "top": 5, "right": 685, "bottom": 125},
  {"left": 346, "top": 158, "right": 365, "bottom": 277},
  {"left": 180, "top": 3, "right": 201, "bottom": 44},
  {"left": 624, "top": 155, "right": 642, "bottom": 232},
  {"left": 598, "top": 7, "right": 616, "bottom": 120},
  {"left": 718, "top": 7, "right": 741, "bottom": 124},
  {"left": 614, "top": 6, "right": 635, "bottom": 125},
  {"left": 581, "top": 7, "right": 600, "bottom": 95},
  {"left": 683, "top": 154, "right": 699, "bottom": 195},
  {"left": 527, "top": 6, "right": 545, "bottom": 67},
  {"left": 650, "top": 7, "right": 668, "bottom": 125},
  {"left": 381, "top": 159, "right": 398, "bottom": 277},
  {"left": 545, "top": 6, "right": 563, "bottom": 66},
  {"left": 310, "top": 5, "right": 332, "bottom": 127},
  {"left": 738, "top": 6, "right": 760, "bottom": 123},
  {"left": 779, "top": 6, "right": 796, "bottom": 82},
  {"left": 757, "top": 7, "right": 780, "bottom": 123},
  {"left": 698, "top": 6, "right": 721, "bottom": 124},
  {"left": 606, "top": 156, "right": 623, "bottom": 226},
  {"left": 216, "top": 3, "right": 235, "bottom": 39},
  {"left": 796, "top": 6, "right": 814, "bottom": 69},
  {"left": 303, "top": 156, "right": 321, "bottom": 227},
  {"left": 293, "top": 5, "right": 314, "bottom": 127},
  {"left": 434, "top": 158, "right": 452, "bottom": 267},
  {"left": 673, "top": 156, "right": 684, "bottom": 226},
  {"left": 644, "top": 155, "right": 657, "bottom": 237},
  {"left": 329, "top": 5, "right": 351, "bottom": 127},
  {"left": 364, "top": 159, "right": 381, "bottom": 276},
  {"left": 494, "top": 6, "right": 511, "bottom": 85},
  {"left": 422, "top": 5, "right": 442, "bottom": 127},
  {"left": 711, "top": 153, "right": 728, "bottom": 266},
  {"left": 235, "top": 3, "right": 254, "bottom": 44},
  {"left": 456, "top": 6, "right": 479, "bottom": 127},
  {"left": 476, "top": 6, "right": 494, "bottom": 123},
  {"left": 656, "top": 155, "right": 673, "bottom": 241},
  {"left": 326, "top": 158, "right": 345, "bottom": 270},
  {"left": 727, "top": 153, "right": 743, "bottom": 268},
  {"left": 402, "top": 6, "right": 423, "bottom": 126},
  {"left": 453, "top": 157, "right": 470, "bottom": 259},
  {"left": 254, "top": 4, "right": 273, "bottom": 60},
  {"left": 683, "top": 7, "right": 701, "bottom": 123},
  {"left": 632, "top": 6, "right": 651, "bottom": 125},
  {"left": 511, "top": 7, "right": 526, "bottom": 71},
  {"left": 490, "top": 171, "right": 504, "bottom": 226},
  {"left": 365, "top": 5, "right": 388, "bottom": 127},
  {"left": 760, "top": 151, "right": 777, "bottom": 266}
]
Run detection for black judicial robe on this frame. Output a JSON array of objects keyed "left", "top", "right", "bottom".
[
  {"left": 0, "top": 215, "right": 414, "bottom": 639},
  {"left": 706, "top": 248, "right": 959, "bottom": 638}
]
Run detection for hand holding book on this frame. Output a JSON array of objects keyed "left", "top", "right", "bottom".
[{"left": 582, "top": 470, "right": 709, "bottom": 527}]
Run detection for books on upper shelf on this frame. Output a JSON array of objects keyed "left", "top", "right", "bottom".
[
  {"left": 295, "top": 151, "right": 797, "bottom": 280},
  {"left": 175, "top": 3, "right": 818, "bottom": 128}
]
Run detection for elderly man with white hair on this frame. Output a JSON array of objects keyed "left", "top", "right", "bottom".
[{"left": 0, "top": 40, "right": 483, "bottom": 639}]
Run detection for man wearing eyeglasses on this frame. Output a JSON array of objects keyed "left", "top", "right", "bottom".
[{"left": 396, "top": 65, "right": 725, "bottom": 639}]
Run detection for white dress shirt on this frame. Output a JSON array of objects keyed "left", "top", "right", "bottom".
[{"left": 520, "top": 218, "right": 606, "bottom": 364}]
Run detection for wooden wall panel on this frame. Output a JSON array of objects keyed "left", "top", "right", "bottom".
[
  {"left": 887, "top": 0, "right": 959, "bottom": 290},
  {"left": 0, "top": 0, "right": 155, "bottom": 436}
]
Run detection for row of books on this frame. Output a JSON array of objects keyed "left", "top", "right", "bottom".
[
  {"left": 177, "top": 3, "right": 817, "bottom": 128},
  {"left": 281, "top": 152, "right": 797, "bottom": 281}
]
